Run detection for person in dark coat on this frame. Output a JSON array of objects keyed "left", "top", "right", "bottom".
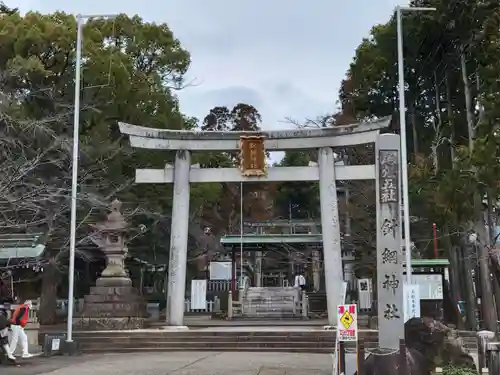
[
  {"left": 0, "top": 280, "right": 13, "bottom": 305},
  {"left": 0, "top": 307, "right": 16, "bottom": 362}
]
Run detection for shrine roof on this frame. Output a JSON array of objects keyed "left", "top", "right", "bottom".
[
  {"left": 220, "top": 234, "right": 323, "bottom": 245},
  {"left": 403, "top": 259, "right": 450, "bottom": 267},
  {"left": 0, "top": 233, "right": 46, "bottom": 260}
]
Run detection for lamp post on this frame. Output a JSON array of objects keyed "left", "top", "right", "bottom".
[
  {"left": 67, "top": 13, "right": 116, "bottom": 343},
  {"left": 240, "top": 182, "right": 244, "bottom": 290},
  {"left": 396, "top": 5, "right": 436, "bottom": 284}
]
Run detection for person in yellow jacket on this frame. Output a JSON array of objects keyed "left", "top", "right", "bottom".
[{"left": 9, "top": 300, "right": 33, "bottom": 358}]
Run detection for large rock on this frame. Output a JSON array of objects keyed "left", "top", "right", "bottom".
[{"left": 356, "top": 317, "right": 476, "bottom": 375}]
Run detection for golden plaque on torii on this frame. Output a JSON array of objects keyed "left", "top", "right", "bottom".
[{"left": 239, "top": 135, "right": 267, "bottom": 177}]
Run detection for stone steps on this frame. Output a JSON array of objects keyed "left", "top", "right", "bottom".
[
  {"left": 79, "top": 347, "right": 342, "bottom": 354},
  {"left": 242, "top": 307, "right": 297, "bottom": 313},
  {"left": 65, "top": 330, "right": 478, "bottom": 354},
  {"left": 242, "top": 287, "right": 300, "bottom": 319},
  {"left": 68, "top": 329, "right": 478, "bottom": 339}
]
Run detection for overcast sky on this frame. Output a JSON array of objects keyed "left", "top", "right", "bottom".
[{"left": 15, "top": 0, "right": 408, "bottom": 130}]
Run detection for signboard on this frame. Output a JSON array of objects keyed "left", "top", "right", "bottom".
[
  {"left": 209, "top": 261, "right": 232, "bottom": 280},
  {"left": 357, "top": 278, "right": 373, "bottom": 310},
  {"left": 413, "top": 274, "right": 443, "bottom": 300},
  {"left": 42, "top": 333, "right": 66, "bottom": 357},
  {"left": 51, "top": 338, "right": 60, "bottom": 351},
  {"left": 376, "top": 134, "right": 404, "bottom": 350},
  {"left": 239, "top": 136, "right": 266, "bottom": 176},
  {"left": 404, "top": 284, "right": 421, "bottom": 322},
  {"left": 341, "top": 281, "right": 348, "bottom": 304},
  {"left": 337, "top": 304, "right": 358, "bottom": 342},
  {"left": 190, "top": 279, "right": 207, "bottom": 310}
]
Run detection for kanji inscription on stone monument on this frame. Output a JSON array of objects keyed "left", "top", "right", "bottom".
[
  {"left": 376, "top": 134, "right": 404, "bottom": 350},
  {"left": 379, "top": 150, "right": 398, "bottom": 203},
  {"left": 239, "top": 136, "right": 267, "bottom": 176}
]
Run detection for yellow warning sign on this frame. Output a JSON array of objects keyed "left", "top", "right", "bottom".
[{"left": 340, "top": 311, "right": 353, "bottom": 329}]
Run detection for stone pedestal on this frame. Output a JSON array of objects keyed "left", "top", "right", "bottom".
[
  {"left": 74, "top": 200, "right": 147, "bottom": 330},
  {"left": 74, "top": 284, "right": 147, "bottom": 330}
]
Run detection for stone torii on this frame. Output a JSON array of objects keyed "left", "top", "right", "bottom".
[{"left": 119, "top": 116, "right": 405, "bottom": 350}]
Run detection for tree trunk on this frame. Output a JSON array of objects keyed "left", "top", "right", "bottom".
[
  {"left": 447, "top": 240, "right": 464, "bottom": 328},
  {"left": 492, "top": 272, "right": 500, "bottom": 326},
  {"left": 409, "top": 101, "right": 419, "bottom": 154},
  {"left": 460, "top": 48, "right": 475, "bottom": 152},
  {"left": 487, "top": 196, "right": 500, "bottom": 327},
  {"left": 462, "top": 244, "right": 478, "bottom": 330},
  {"left": 476, "top": 72, "right": 486, "bottom": 126},
  {"left": 445, "top": 71, "right": 456, "bottom": 164},
  {"left": 487, "top": 192, "right": 496, "bottom": 246},
  {"left": 474, "top": 217, "right": 497, "bottom": 331},
  {"left": 472, "top": 188, "right": 496, "bottom": 331},
  {"left": 460, "top": 46, "right": 496, "bottom": 331},
  {"left": 431, "top": 71, "right": 442, "bottom": 171},
  {"left": 38, "top": 259, "right": 60, "bottom": 325}
]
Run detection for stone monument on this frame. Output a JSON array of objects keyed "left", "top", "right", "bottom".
[{"left": 74, "top": 199, "right": 147, "bottom": 330}]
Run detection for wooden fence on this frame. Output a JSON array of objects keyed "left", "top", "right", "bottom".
[{"left": 184, "top": 298, "right": 220, "bottom": 313}]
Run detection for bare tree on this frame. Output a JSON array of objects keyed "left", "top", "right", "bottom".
[{"left": 0, "top": 109, "right": 140, "bottom": 322}]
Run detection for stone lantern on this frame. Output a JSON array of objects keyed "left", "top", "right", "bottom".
[
  {"left": 75, "top": 199, "right": 147, "bottom": 330},
  {"left": 91, "top": 199, "right": 131, "bottom": 286}
]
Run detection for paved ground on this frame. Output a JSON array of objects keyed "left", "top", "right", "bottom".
[
  {"left": 2, "top": 352, "right": 355, "bottom": 375},
  {"left": 2, "top": 351, "right": 481, "bottom": 375}
]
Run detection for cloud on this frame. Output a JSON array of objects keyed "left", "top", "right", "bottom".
[
  {"left": 178, "top": 82, "right": 332, "bottom": 130},
  {"left": 178, "top": 86, "right": 264, "bottom": 121},
  {"left": 13, "top": 0, "right": 409, "bottom": 132}
]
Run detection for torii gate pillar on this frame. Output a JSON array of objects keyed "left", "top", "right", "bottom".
[{"left": 166, "top": 150, "right": 191, "bottom": 327}]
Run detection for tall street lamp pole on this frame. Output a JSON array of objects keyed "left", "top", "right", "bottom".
[
  {"left": 240, "top": 182, "right": 244, "bottom": 289},
  {"left": 67, "top": 13, "right": 116, "bottom": 344},
  {"left": 396, "top": 6, "right": 435, "bottom": 285}
]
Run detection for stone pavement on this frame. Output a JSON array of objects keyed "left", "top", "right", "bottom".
[
  {"left": 2, "top": 352, "right": 355, "bottom": 375},
  {"left": 1, "top": 351, "right": 482, "bottom": 374}
]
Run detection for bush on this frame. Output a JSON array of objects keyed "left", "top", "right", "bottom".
[{"left": 442, "top": 365, "right": 477, "bottom": 375}]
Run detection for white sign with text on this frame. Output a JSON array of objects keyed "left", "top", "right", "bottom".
[
  {"left": 190, "top": 279, "right": 207, "bottom": 310},
  {"left": 404, "top": 284, "right": 421, "bottom": 322}
]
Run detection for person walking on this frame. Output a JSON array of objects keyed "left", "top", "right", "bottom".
[
  {"left": 294, "top": 271, "right": 306, "bottom": 291},
  {"left": 9, "top": 300, "right": 33, "bottom": 358}
]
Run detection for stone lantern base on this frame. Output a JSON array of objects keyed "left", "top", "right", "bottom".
[{"left": 74, "top": 279, "right": 147, "bottom": 331}]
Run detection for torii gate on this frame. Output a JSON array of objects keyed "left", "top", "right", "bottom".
[{"left": 119, "top": 116, "right": 404, "bottom": 350}]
